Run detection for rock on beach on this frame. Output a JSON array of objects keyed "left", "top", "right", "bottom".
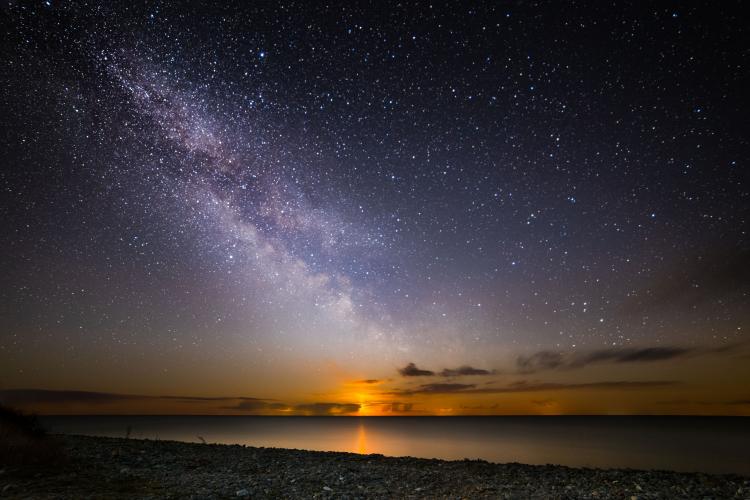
[{"left": 1, "top": 435, "right": 747, "bottom": 499}]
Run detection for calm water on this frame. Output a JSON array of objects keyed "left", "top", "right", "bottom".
[{"left": 41, "top": 416, "right": 750, "bottom": 475}]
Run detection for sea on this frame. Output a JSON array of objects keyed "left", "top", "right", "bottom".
[{"left": 40, "top": 416, "right": 750, "bottom": 475}]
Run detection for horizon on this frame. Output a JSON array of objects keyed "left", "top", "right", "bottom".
[
  {"left": 2, "top": 2, "right": 749, "bottom": 418},
  {"left": 28, "top": 412, "right": 750, "bottom": 418}
]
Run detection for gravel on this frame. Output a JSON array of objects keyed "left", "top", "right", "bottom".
[{"left": 1, "top": 434, "right": 747, "bottom": 499}]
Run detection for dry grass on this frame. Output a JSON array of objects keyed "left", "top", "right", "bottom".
[{"left": 0, "top": 404, "right": 63, "bottom": 467}]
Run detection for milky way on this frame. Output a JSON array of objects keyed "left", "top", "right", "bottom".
[{"left": 1, "top": 2, "right": 748, "bottom": 413}]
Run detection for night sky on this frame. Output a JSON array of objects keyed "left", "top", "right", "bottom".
[{"left": 1, "top": 1, "right": 748, "bottom": 416}]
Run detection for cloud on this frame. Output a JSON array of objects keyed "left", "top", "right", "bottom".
[
  {"left": 161, "top": 395, "right": 270, "bottom": 402},
  {"left": 620, "top": 247, "right": 750, "bottom": 315},
  {"left": 294, "top": 403, "right": 360, "bottom": 415},
  {"left": 0, "top": 389, "right": 144, "bottom": 405},
  {"left": 381, "top": 402, "right": 413, "bottom": 413},
  {"left": 398, "top": 363, "right": 496, "bottom": 377},
  {"left": 574, "top": 347, "right": 692, "bottom": 365},
  {"left": 350, "top": 379, "right": 383, "bottom": 385},
  {"left": 439, "top": 366, "right": 494, "bottom": 377},
  {"left": 459, "top": 403, "right": 499, "bottom": 410},
  {"left": 0, "top": 390, "right": 371, "bottom": 416},
  {"left": 0, "top": 389, "right": 272, "bottom": 408},
  {"left": 657, "top": 398, "right": 750, "bottom": 407},
  {"left": 226, "top": 401, "right": 290, "bottom": 411},
  {"left": 386, "top": 380, "right": 679, "bottom": 396},
  {"left": 398, "top": 363, "right": 435, "bottom": 377},
  {"left": 407, "top": 383, "right": 476, "bottom": 394},
  {"left": 516, "top": 351, "right": 566, "bottom": 373},
  {"left": 531, "top": 399, "right": 555, "bottom": 407},
  {"left": 515, "top": 344, "right": 733, "bottom": 374}
]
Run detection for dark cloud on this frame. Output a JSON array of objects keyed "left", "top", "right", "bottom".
[
  {"left": 387, "top": 380, "right": 678, "bottom": 396},
  {"left": 459, "top": 403, "right": 499, "bottom": 410},
  {"left": 620, "top": 247, "right": 750, "bottom": 315},
  {"left": 656, "top": 399, "right": 697, "bottom": 406},
  {"left": 226, "top": 401, "right": 289, "bottom": 411},
  {"left": 531, "top": 399, "right": 555, "bottom": 407},
  {"left": 496, "top": 380, "right": 679, "bottom": 393},
  {"left": 0, "top": 390, "right": 364, "bottom": 415},
  {"left": 409, "top": 383, "right": 476, "bottom": 394},
  {"left": 382, "top": 402, "right": 413, "bottom": 413},
  {"left": 398, "top": 363, "right": 435, "bottom": 377},
  {"left": 657, "top": 398, "right": 750, "bottom": 407},
  {"left": 515, "top": 344, "right": 733, "bottom": 374},
  {"left": 398, "top": 363, "right": 496, "bottom": 377},
  {"left": 0, "top": 389, "right": 269, "bottom": 407},
  {"left": 439, "top": 366, "right": 494, "bottom": 377},
  {"left": 577, "top": 347, "right": 692, "bottom": 365},
  {"left": 162, "top": 395, "right": 270, "bottom": 402},
  {"left": 516, "top": 351, "right": 565, "bottom": 373},
  {"left": 294, "top": 402, "right": 360, "bottom": 415},
  {"left": 0, "top": 389, "right": 142, "bottom": 405},
  {"left": 351, "top": 379, "right": 382, "bottom": 385}
]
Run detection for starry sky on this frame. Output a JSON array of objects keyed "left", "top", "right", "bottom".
[{"left": 1, "top": 1, "right": 748, "bottom": 416}]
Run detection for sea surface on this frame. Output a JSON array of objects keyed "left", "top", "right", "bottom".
[{"left": 41, "top": 416, "right": 750, "bottom": 475}]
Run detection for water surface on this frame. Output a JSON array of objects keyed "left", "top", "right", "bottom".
[{"left": 42, "top": 416, "right": 750, "bottom": 475}]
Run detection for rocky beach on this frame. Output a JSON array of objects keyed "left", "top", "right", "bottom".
[{"left": 1, "top": 435, "right": 747, "bottom": 499}]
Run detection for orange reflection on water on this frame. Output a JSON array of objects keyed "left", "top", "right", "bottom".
[{"left": 356, "top": 421, "right": 367, "bottom": 454}]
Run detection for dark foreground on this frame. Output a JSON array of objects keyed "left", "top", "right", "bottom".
[{"left": 1, "top": 435, "right": 747, "bottom": 499}]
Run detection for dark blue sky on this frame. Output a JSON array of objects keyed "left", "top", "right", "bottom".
[{"left": 1, "top": 1, "right": 748, "bottom": 414}]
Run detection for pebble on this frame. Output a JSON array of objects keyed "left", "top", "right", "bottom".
[{"left": 2, "top": 435, "right": 746, "bottom": 499}]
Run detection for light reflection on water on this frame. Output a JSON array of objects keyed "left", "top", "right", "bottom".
[
  {"left": 42, "top": 416, "right": 750, "bottom": 475},
  {"left": 356, "top": 421, "right": 367, "bottom": 455}
]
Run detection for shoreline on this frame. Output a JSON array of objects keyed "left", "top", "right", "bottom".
[{"left": 2, "top": 434, "right": 747, "bottom": 498}]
